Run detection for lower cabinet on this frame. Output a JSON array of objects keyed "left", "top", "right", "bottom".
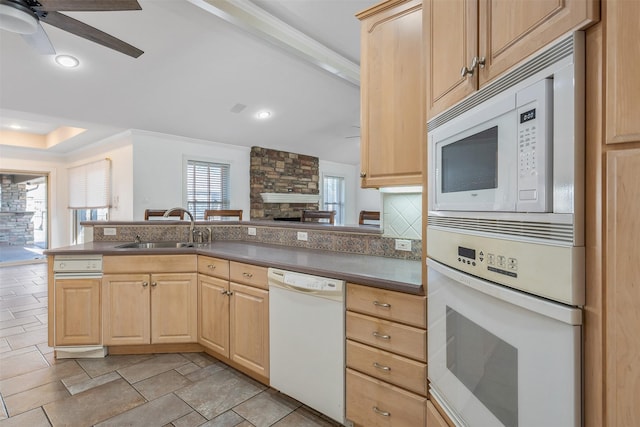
[
  {"left": 426, "top": 400, "right": 451, "bottom": 427},
  {"left": 54, "top": 278, "right": 101, "bottom": 346},
  {"left": 198, "top": 257, "right": 270, "bottom": 380},
  {"left": 102, "top": 273, "right": 197, "bottom": 345},
  {"left": 345, "top": 282, "right": 427, "bottom": 427}
]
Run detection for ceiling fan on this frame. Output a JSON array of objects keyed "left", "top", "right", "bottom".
[{"left": 0, "top": 0, "right": 144, "bottom": 58}]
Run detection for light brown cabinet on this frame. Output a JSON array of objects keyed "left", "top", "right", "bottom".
[
  {"left": 584, "top": 1, "right": 640, "bottom": 425},
  {"left": 101, "top": 255, "right": 198, "bottom": 346},
  {"left": 357, "top": 0, "right": 424, "bottom": 188},
  {"left": 425, "top": 0, "right": 599, "bottom": 119},
  {"left": 198, "top": 257, "right": 270, "bottom": 381},
  {"left": 54, "top": 278, "right": 101, "bottom": 346},
  {"left": 345, "top": 282, "right": 427, "bottom": 426},
  {"left": 102, "top": 272, "right": 197, "bottom": 345}
]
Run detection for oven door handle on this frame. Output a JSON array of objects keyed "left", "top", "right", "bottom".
[{"left": 427, "top": 258, "right": 582, "bottom": 325}]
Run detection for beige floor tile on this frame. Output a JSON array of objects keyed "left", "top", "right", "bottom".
[
  {"left": 4, "top": 327, "right": 47, "bottom": 350},
  {"left": 0, "top": 316, "right": 40, "bottom": 330},
  {"left": 117, "top": 353, "right": 190, "bottom": 384},
  {"left": 133, "top": 369, "right": 191, "bottom": 401},
  {"left": 185, "top": 362, "right": 226, "bottom": 382},
  {"left": 43, "top": 378, "right": 145, "bottom": 427},
  {"left": 175, "top": 361, "right": 200, "bottom": 376},
  {"left": 62, "top": 371, "right": 120, "bottom": 395},
  {"left": 181, "top": 352, "right": 218, "bottom": 368},
  {"left": 176, "top": 368, "right": 265, "bottom": 419},
  {"left": 0, "top": 407, "right": 51, "bottom": 427},
  {"left": 94, "top": 393, "right": 193, "bottom": 427},
  {"left": 200, "top": 410, "right": 246, "bottom": 427},
  {"left": 77, "top": 354, "right": 154, "bottom": 378},
  {"left": 4, "top": 380, "right": 69, "bottom": 417},
  {"left": 0, "top": 349, "right": 48, "bottom": 380},
  {"left": 233, "top": 389, "right": 300, "bottom": 427},
  {"left": 171, "top": 410, "right": 208, "bottom": 427},
  {"left": 0, "top": 295, "right": 40, "bottom": 310},
  {"left": 271, "top": 407, "right": 340, "bottom": 427},
  {"left": 0, "top": 310, "right": 13, "bottom": 321},
  {"left": 0, "top": 359, "right": 83, "bottom": 396}
]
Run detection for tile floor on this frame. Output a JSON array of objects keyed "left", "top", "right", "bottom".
[{"left": 0, "top": 263, "right": 341, "bottom": 427}]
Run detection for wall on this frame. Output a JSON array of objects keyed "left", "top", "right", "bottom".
[{"left": 132, "top": 131, "right": 251, "bottom": 220}]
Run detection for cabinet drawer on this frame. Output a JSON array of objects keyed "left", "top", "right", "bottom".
[
  {"left": 346, "top": 312, "right": 426, "bottom": 362},
  {"left": 346, "top": 340, "right": 426, "bottom": 396},
  {"left": 103, "top": 255, "right": 196, "bottom": 274},
  {"left": 230, "top": 262, "right": 268, "bottom": 289},
  {"left": 197, "top": 256, "right": 229, "bottom": 279},
  {"left": 346, "top": 283, "right": 426, "bottom": 328},
  {"left": 346, "top": 368, "right": 426, "bottom": 427}
]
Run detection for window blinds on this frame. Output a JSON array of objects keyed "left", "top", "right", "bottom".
[
  {"left": 68, "top": 158, "right": 111, "bottom": 209},
  {"left": 186, "top": 160, "right": 230, "bottom": 219}
]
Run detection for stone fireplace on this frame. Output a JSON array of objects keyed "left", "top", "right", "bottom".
[
  {"left": 0, "top": 175, "right": 35, "bottom": 246},
  {"left": 250, "top": 146, "right": 320, "bottom": 219}
]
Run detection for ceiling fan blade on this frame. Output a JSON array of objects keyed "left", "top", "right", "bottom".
[
  {"left": 34, "top": 0, "right": 141, "bottom": 12},
  {"left": 40, "top": 11, "right": 143, "bottom": 58},
  {"left": 21, "top": 22, "right": 56, "bottom": 55}
]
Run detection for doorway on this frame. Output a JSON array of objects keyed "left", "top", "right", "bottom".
[{"left": 0, "top": 171, "right": 48, "bottom": 265}]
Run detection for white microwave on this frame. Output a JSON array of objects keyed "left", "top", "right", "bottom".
[{"left": 431, "top": 78, "right": 553, "bottom": 213}]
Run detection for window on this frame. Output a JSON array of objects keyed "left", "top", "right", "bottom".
[
  {"left": 186, "top": 160, "right": 230, "bottom": 220},
  {"left": 68, "top": 159, "right": 111, "bottom": 244},
  {"left": 323, "top": 175, "right": 345, "bottom": 225}
]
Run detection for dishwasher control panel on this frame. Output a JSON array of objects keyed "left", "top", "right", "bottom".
[
  {"left": 268, "top": 268, "right": 345, "bottom": 301},
  {"left": 53, "top": 255, "right": 103, "bottom": 273}
]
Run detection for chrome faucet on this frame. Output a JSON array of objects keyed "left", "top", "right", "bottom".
[{"left": 163, "top": 207, "right": 195, "bottom": 243}]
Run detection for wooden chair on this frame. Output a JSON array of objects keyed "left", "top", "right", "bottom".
[
  {"left": 144, "top": 209, "right": 184, "bottom": 220},
  {"left": 301, "top": 210, "right": 336, "bottom": 225},
  {"left": 204, "top": 209, "right": 243, "bottom": 221},
  {"left": 359, "top": 210, "right": 380, "bottom": 225}
]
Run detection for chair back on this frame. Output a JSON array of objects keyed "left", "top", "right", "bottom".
[
  {"left": 301, "top": 210, "right": 336, "bottom": 225},
  {"left": 204, "top": 209, "right": 243, "bottom": 221},
  {"left": 359, "top": 210, "right": 380, "bottom": 225},
  {"left": 144, "top": 209, "right": 184, "bottom": 220}
]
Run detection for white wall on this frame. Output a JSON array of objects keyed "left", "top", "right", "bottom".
[{"left": 131, "top": 131, "right": 251, "bottom": 220}]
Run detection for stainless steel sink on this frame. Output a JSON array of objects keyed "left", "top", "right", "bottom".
[{"left": 115, "top": 241, "right": 195, "bottom": 249}]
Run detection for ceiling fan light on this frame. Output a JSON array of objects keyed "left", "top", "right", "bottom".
[{"left": 0, "top": 3, "right": 38, "bottom": 35}]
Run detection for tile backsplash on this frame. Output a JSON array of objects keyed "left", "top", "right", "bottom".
[{"left": 382, "top": 193, "right": 422, "bottom": 240}]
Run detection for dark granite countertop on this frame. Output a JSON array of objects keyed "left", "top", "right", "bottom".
[{"left": 46, "top": 241, "right": 423, "bottom": 295}]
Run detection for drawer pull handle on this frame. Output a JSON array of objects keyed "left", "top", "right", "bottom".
[
  {"left": 373, "top": 407, "right": 390, "bottom": 417},
  {"left": 372, "top": 331, "right": 391, "bottom": 340},
  {"left": 243, "top": 272, "right": 253, "bottom": 278},
  {"left": 373, "top": 362, "right": 391, "bottom": 372},
  {"left": 373, "top": 301, "right": 391, "bottom": 308},
  {"left": 208, "top": 264, "right": 216, "bottom": 270}
]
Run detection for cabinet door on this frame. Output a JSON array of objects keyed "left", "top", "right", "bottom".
[
  {"left": 54, "top": 278, "right": 101, "bottom": 346},
  {"left": 229, "top": 282, "right": 269, "bottom": 378},
  {"left": 425, "top": 0, "right": 478, "bottom": 119},
  {"left": 198, "top": 274, "right": 230, "bottom": 356},
  {"left": 606, "top": 149, "right": 640, "bottom": 427},
  {"left": 605, "top": 0, "right": 640, "bottom": 144},
  {"left": 478, "top": 0, "right": 599, "bottom": 85},
  {"left": 102, "top": 274, "right": 150, "bottom": 345},
  {"left": 151, "top": 273, "right": 198, "bottom": 344},
  {"left": 359, "top": 0, "right": 424, "bottom": 187}
]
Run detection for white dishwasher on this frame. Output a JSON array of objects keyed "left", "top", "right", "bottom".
[{"left": 268, "top": 268, "right": 345, "bottom": 424}]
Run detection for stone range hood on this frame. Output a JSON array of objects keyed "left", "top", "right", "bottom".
[
  {"left": 260, "top": 193, "right": 320, "bottom": 204},
  {"left": 250, "top": 146, "right": 320, "bottom": 219}
]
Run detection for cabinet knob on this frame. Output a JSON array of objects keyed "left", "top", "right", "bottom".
[
  {"left": 151, "top": 282, "right": 157, "bottom": 287},
  {"left": 142, "top": 281, "right": 148, "bottom": 287},
  {"left": 208, "top": 264, "right": 216, "bottom": 270},
  {"left": 220, "top": 289, "right": 227, "bottom": 295},
  {"left": 460, "top": 56, "right": 486, "bottom": 77},
  {"left": 227, "top": 290, "right": 234, "bottom": 296},
  {"left": 360, "top": 172, "right": 367, "bottom": 178},
  {"left": 242, "top": 272, "right": 253, "bottom": 278}
]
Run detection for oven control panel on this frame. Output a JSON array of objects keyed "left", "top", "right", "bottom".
[{"left": 427, "top": 227, "right": 584, "bottom": 306}]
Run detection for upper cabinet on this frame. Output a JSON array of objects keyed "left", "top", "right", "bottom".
[
  {"left": 358, "top": 0, "right": 424, "bottom": 188},
  {"left": 425, "top": 0, "right": 599, "bottom": 119}
]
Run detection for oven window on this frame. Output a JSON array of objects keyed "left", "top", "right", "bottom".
[
  {"left": 441, "top": 126, "right": 498, "bottom": 193},
  {"left": 446, "top": 306, "right": 518, "bottom": 427}
]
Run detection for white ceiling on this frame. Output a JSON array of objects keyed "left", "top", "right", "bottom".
[{"left": 0, "top": 0, "right": 378, "bottom": 164}]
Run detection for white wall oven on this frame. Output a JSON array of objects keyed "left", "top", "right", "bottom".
[{"left": 426, "top": 33, "right": 585, "bottom": 427}]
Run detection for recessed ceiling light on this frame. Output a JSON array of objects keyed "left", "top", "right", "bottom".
[
  {"left": 55, "top": 55, "right": 79, "bottom": 68},
  {"left": 9, "top": 124, "right": 22, "bottom": 130},
  {"left": 256, "top": 111, "right": 271, "bottom": 119}
]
